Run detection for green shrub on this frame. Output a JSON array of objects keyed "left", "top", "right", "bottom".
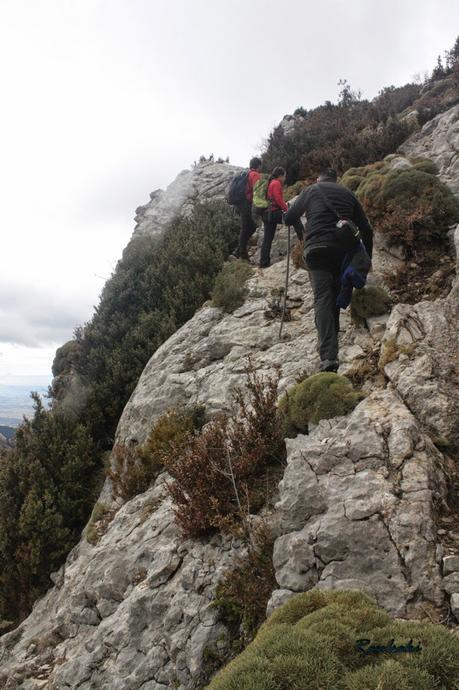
[
  {"left": 341, "top": 174, "right": 364, "bottom": 191},
  {"left": 206, "top": 590, "right": 459, "bottom": 690},
  {"left": 412, "top": 157, "right": 439, "bottom": 175},
  {"left": 350, "top": 286, "right": 392, "bottom": 325},
  {"left": 342, "top": 162, "right": 459, "bottom": 252},
  {"left": 261, "top": 87, "right": 416, "bottom": 185},
  {"left": 52, "top": 339, "right": 83, "bottom": 377},
  {"left": 279, "top": 373, "right": 362, "bottom": 435},
  {"left": 0, "top": 396, "right": 95, "bottom": 623},
  {"left": 212, "top": 261, "right": 254, "bottom": 313},
  {"left": 138, "top": 406, "right": 204, "bottom": 479},
  {"left": 367, "top": 620, "right": 459, "bottom": 686}
]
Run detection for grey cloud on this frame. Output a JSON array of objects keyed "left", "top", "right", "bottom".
[{"left": 0, "top": 281, "right": 91, "bottom": 347}]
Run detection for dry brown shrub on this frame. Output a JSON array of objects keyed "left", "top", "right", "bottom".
[
  {"left": 212, "top": 523, "right": 276, "bottom": 644},
  {"left": 291, "top": 239, "right": 306, "bottom": 270},
  {"left": 161, "top": 365, "right": 285, "bottom": 537},
  {"left": 107, "top": 443, "right": 148, "bottom": 501}
]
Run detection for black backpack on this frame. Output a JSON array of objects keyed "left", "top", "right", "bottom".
[{"left": 227, "top": 171, "right": 249, "bottom": 207}]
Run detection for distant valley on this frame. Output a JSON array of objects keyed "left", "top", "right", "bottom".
[{"left": 0, "top": 380, "right": 50, "bottom": 427}]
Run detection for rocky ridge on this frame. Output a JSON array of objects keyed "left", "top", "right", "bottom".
[
  {"left": 133, "top": 161, "right": 242, "bottom": 239},
  {"left": 1, "top": 108, "right": 459, "bottom": 689},
  {"left": 400, "top": 103, "right": 459, "bottom": 196}
]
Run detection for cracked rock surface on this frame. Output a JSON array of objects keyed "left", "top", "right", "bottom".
[
  {"left": 269, "top": 388, "right": 446, "bottom": 617},
  {"left": 399, "top": 103, "right": 459, "bottom": 196},
  {"left": 133, "top": 160, "right": 242, "bottom": 239},
  {"left": 379, "top": 225, "right": 459, "bottom": 451},
  {"left": 0, "top": 480, "right": 240, "bottom": 689}
]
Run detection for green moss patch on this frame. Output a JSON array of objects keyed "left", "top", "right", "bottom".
[
  {"left": 212, "top": 261, "right": 254, "bottom": 313},
  {"left": 350, "top": 286, "right": 392, "bottom": 325},
  {"left": 341, "top": 159, "right": 459, "bottom": 253},
  {"left": 279, "top": 373, "right": 362, "bottom": 435},
  {"left": 206, "top": 590, "right": 459, "bottom": 690}
]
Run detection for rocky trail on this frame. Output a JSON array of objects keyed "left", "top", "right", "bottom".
[{"left": 0, "top": 107, "right": 458, "bottom": 690}]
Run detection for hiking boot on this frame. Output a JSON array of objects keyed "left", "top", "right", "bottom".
[
  {"left": 230, "top": 249, "right": 249, "bottom": 262},
  {"left": 319, "top": 359, "right": 339, "bottom": 373}
]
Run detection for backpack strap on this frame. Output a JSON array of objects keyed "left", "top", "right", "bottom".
[{"left": 315, "top": 183, "right": 343, "bottom": 220}]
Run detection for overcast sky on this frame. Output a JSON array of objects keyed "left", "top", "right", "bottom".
[{"left": 1, "top": 0, "right": 458, "bottom": 381}]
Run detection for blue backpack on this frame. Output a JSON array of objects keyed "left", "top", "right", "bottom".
[{"left": 227, "top": 171, "right": 249, "bottom": 207}]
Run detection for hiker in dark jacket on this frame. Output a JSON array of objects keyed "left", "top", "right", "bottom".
[
  {"left": 284, "top": 168, "right": 373, "bottom": 372},
  {"left": 233, "top": 157, "right": 262, "bottom": 260},
  {"left": 260, "top": 166, "right": 304, "bottom": 268}
]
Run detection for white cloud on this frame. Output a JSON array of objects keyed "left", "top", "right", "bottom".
[{"left": 0, "top": 0, "right": 458, "bottom": 377}]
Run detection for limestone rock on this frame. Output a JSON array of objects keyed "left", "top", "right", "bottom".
[
  {"left": 0, "top": 481, "right": 239, "bottom": 690},
  {"left": 443, "top": 572, "right": 459, "bottom": 595},
  {"left": 272, "top": 389, "right": 446, "bottom": 616},
  {"left": 443, "top": 555, "right": 459, "bottom": 576},
  {"left": 133, "top": 160, "right": 242, "bottom": 239},
  {"left": 399, "top": 104, "right": 459, "bottom": 196},
  {"left": 451, "top": 593, "right": 459, "bottom": 622},
  {"left": 380, "top": 286, "right": 459, "bottom": 450},
  {"left": 386, "top": 155, "right": 413, "bottom": 171}
]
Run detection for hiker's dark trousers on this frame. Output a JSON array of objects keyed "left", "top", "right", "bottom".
[
  {"left": 306, "top": 250, "right": 344, "bottom": 362},
  {"left": 260, "top": 210, "right": 304, "bottom": 268},
  {"left": 308, "top": 269, "right": 341, "bottom": 361},
  {"left": 238, "top": 200, "right": 256, "bottom": 256}
]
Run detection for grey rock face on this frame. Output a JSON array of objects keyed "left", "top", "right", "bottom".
[
  {"left": 451, "top": 593, "right": 459, "bottom": 622},
  {"left": 278, "top": 113, "right": 304, "bottom": 136},
  {"left": 133, "top": 161, "right": 242, "bottom": 239},
  {"left": 443, "top": 555, "right": 459, "bottom": 576},
  {"left": 380, "top": 231, "right": 459, "bottom": 450},
  {"left": 269, "top": 389, "right": 446, "bottom": 617},
  {"left": 399, "top": 104, "right": 459, "bottom": 196},
  {"left": 0, "top": 481, "right": 239, "bottom": 690}
]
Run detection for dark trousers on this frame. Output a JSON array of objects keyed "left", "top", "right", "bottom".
[
  {"left": 237, "top": 200, "right": 256, "bottom": 257},
  {"left": 260, "top": 210, "right": 304, "bottom": 268},
  {"left": 306, "top": 249, "right": 345, "bottom": 363}
]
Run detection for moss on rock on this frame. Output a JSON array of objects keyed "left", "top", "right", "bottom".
[
  {"left": 211, "top": 261, "right": 254, "bottom": 313},
  {"left": 206, "top": 590, "right": 459, "bottom": 690},
  {"left": 350, "top": 285, "right": 392, "bottom": 325},
  {"left": 341, "top": 159, "right": 459, "bottom": 253},
  {"left": 279, "top": 373, "right": 362, "bottom": 435}
]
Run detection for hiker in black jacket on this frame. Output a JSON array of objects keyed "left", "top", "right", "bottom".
[{"left": 284, "top": 168, "right": 373, "bottom": 373}]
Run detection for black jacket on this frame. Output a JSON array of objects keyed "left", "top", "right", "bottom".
[{"left": 284, "top": 181, "right": 373, "bottom": 258}]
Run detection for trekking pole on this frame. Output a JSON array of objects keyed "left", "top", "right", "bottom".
[{"left": 279, "top": 225, "right": 291, "bottom": 340}]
